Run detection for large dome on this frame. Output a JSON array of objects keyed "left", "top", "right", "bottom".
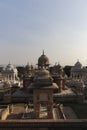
[
  {"left": 34, "top": 68, "right": 53, "bottom": 87},
  {"left": 37, "top": 69, "right": 50, "bottom": 77},
  {"left": 38, "top": 51, "right": 49, "bottom": 67}
]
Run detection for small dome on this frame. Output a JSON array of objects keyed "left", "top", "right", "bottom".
[
  {"left": 31, "top": 65, "right": 34, "bottom": 70},
  {"left": 38, "top": 51, "right": 49, "bottom": 67},
  {"left": 57, "top": 64, "right": 62, "bottom": 70},
  {"left": 25, "top": 63, "right": 31, "bottom": 70},
  {"left": 34, "top": 68, "right": 53, "bottom": 87}
]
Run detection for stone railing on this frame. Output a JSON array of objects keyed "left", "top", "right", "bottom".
[{"left": 0, "top": 105, "right": 9, "bottom": 120}]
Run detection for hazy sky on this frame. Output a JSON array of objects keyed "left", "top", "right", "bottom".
[{"left": 0, "top": 0, "right": 87, "bottom": 66}]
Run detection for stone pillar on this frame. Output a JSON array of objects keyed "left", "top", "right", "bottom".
[
  {"left": 58, "top": 79, "right": 62, "bottom": 93},
  {"left": 7, "top": 75, "right": 9, "bottom": 81},
  {"left": 9, "top": 104, "right": 13, "bottom": 113},
  {"left": 13, "top": 73, "right": 15, "bottom": 81},
  {"left": 47, "top": 102, "right": 53, "bottom": 119},
  {"left": 11, "top": 75, "right": 12, "bottom": 81},
  {"left": 34, "top": 102, "right": 40, "bottom": 118},
  {"left": 62, "top": 78, "right": 65, "bottom": 90}
]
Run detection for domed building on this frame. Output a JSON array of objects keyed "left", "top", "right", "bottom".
[
  {"left": 71, "top": 60, "right": 87, "bottom": 80},
  {"left": 38, "top": 50, "right": 49, "bottom": 68},
  {"left": 2, "top": 63, "right": 20, "bottom": 86}
]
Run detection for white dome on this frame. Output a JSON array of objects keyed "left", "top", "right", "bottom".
[
  {"left": 6, "top": 64, "right": 14, "bottom": 70},
  {"left": 74, "top": 61, "right": 82, "bottom": 68},
  {"left": 3, "top": 64, "right": 17, "bottom": 73}
]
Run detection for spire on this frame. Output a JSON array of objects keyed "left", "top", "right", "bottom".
[
  {"left": 9, "top": 60, "right": 10, "bottom": 64},
  {"left": 55, "top": 62, "right": 57, "bottom": 66},
  {"left": 58, "top": 62, "right": 60, "bottom": 65},
  {"left": 27, "top": 62, "right": 29, "bottom": 65}
]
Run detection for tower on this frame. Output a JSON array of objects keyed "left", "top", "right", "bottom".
[{"left": 29, "top": 52, "right": 58, "bottom": 118}]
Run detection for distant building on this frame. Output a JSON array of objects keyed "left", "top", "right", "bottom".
[
  {"left": 2, "top": 63, "right": 20, "bottom": 87},
  {"left": 71, "top": 60, "right": 87, "bottom": 81}
]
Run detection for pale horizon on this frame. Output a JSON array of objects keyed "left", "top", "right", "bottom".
[{"left": 0, "top": 0, "right": 87, "bottom": 66}]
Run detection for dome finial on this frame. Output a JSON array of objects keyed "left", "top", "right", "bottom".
[
  {"left": 77, "top": 59, "right": 79, "bottom": 62},
  {"left": 43, "top": 50, "right": 44, "bottom": 55}
]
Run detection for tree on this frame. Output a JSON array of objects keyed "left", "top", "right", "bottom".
[
  {"left": 16, "top": 66, "right": 25, "bottom": 79},
  {"left": 63, "top": 66, "right": 72, "bottom": 77}
]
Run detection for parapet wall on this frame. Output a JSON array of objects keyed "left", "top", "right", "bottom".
[
  {"left": 0, "top": 104, "right": 13, "bottom": 120},
  {"left": 0, "top": 119, "right": 87, "bottom": 130}
]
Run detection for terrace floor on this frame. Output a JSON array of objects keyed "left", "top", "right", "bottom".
[{"left": 6, "top": 104, "right": 77, "bottom": 120}]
